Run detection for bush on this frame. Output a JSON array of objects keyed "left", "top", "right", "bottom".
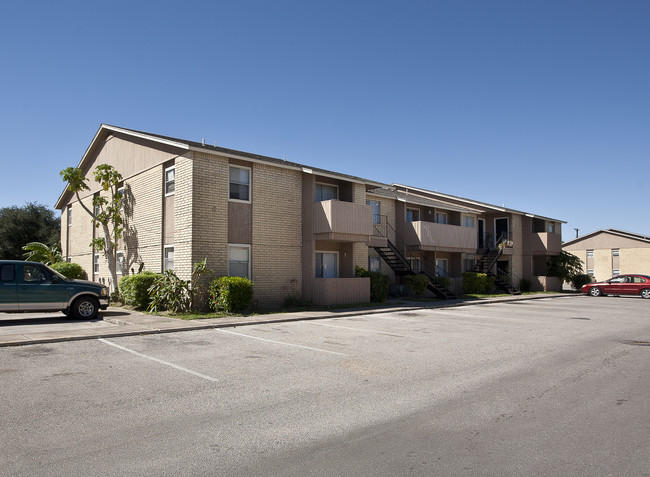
[
  {"left": 120, "top": 271, "right": 159, "bottom": 309},
  {"left": 209, "top": 276, "right": 254, "bottom": 313},
  {"left": 519, "top": 278, "right": 532, "bottom": 293},
  {"left": 462, "top": 272, "right": 494, "bottom": 294},
  {"left": 405, "top": 274, "right": 430, "bottom": 297},
  {"left": 148, "top": 270, "right": 190, "bottom": 313},
  {"left": 356, "top": 266, "right": 389, "bottom": 302},
  {"left": 571, "top": 274, "right": 592, "bottom": 291},
  {"left": 51, "top": 261, "right": 87, "bottom": 280}
]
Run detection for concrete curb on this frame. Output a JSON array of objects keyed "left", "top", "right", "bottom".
[{"left": 0, "top": 293, "right": 575, "bottom": 347}]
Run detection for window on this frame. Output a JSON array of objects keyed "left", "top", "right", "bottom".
[
  {"left": 165, "top": 166, "right": 175, "bottom": 196},
  {"left": 406, "top": 208, "right": 420, "bottom": 222},
  {"left": 94, "top": 254, "right": 99, "bottom": 273},
  {"left": 315, "top": 252, "right": 338, "bottom": 278},
  {"left": 23, "top": 264, "right": 48, "bottom": 282},
  {"left": 315, "top": 183, "right": 338, "bottom": 202},
  {"left": 67, "top": 207, "right": 72, "bottom": 226},
  {"left": 229, "top": 166, "right": 250, "bottom": 201},
  {"left": 369, "top": 256, "right": 381, "bottom": 273},
  {"left": 463, "top": 257, "right": 476, "bottom": 272},
  {"left": 366, "top": 200, "right": 381, "bottom": 224},
  {"left": 548, "top": 222, "right": 555, "bottom": 233},
  {"left": 612, "top": 249, "right": 620, "bottom": 257},
  {"left": 1, "top": 264, "right": 15, "bottom": 282},
  {"left": 586, "top": 250, "right": 594, "bottom": 258},
  {"left": 164, "top": 246, "right": 174, "bottom": 271},
  {"left": 436, "top": 259, "right": 448, "bottom": 277},
  {"left": 228, "top": 245, "right": 250, "bottom": 278},
  {"left": 435, "top": 212, "right": 447, "bottom": 224},
  {"left": 612, "top": 269, "right": 620, "bottom": 277},
  {"left": 116, "top": 252, "right": 124, "bottom": 275},
  {"left": 587, "top": 269, "right": 594, "bottom": 276},
  {"left": 409, "top": 258, "right": 422, "bottom": 272},
  {"left": 462, "top": 215, "right": 475, "bottom": 228}
]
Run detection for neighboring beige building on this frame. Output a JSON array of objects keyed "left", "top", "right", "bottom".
[
  {"left": 563, "top": 229, "right": 650, "bottom": 281},
  {"left": 55, "top": 124, "right": 565, "bottom": 307}
]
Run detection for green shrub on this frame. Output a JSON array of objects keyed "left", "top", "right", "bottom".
[
  {"left": 571, "top": 274, "right": 592, "bottom": 291},
  {"left": 432, "top": 275, "right": 453, "bottom": 290},
  {"left": 406, "top": 274, "right": 430, "bottom": 297},
  {"left": 51, "top": 261, "right": 88, "bottom": 280},
  {"left": 463, "top": 272, "right": 494, "bottom": 294},
  {"left": 209, "top": 276, "right": 254, "bottom": 313},
  {"left": 120, "top": 271, "right": 160, "bottom": 309},
  {"left": 148, "top": 270, "right": 190, "bottom": 313},
  {"left": 519, "top": 278, "right": 532, "bottom": 293},
  {"left": 356, "top": 266, "right": 389, "bottom": 302}
]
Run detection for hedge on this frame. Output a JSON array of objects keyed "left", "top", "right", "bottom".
[
  {"left": 209, "top": 276, "right": 254, "bottom": 313},
  {"left": 51, "top": 261, "right": 88, "bottom": 280},
  {"left": 119, "top": 271, "right": 160, "bottom": 309}
]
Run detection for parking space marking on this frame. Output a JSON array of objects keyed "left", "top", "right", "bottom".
[
  {"left": 301, "top": 320, "right": 420, "bottom": 339},
  {"left": 215, "top": 329, "right": 350, "bottom": 356},
  {"left": 98, "top": 339, "right": 219, "bottom": 382}
]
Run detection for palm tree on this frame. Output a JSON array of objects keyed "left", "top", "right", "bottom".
[{"left": 22, "top": 242, "right": 63, "bottom": 265}]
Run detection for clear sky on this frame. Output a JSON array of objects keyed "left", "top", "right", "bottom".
[{"left": 1, "top": 0, "right": 648, "bottom": 242}]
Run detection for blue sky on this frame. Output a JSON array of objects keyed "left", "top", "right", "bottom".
[{"left": 1, "top": 0, "right": 648, "bottom": 242}]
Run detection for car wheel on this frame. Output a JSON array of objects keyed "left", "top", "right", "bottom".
[
  {"left": 72, "top": 297, "right": 99, "bottom": 320},
  {"left": 641, "top": 288, "right": 650, "bottom": 299},
  {"left": 589, "top": 287, "right": 602, "bottom": 297}
]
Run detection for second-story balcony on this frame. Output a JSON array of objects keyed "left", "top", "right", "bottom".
[
  {"left": 530, "top": 232, "right": 562, "bottom": 254},
  {"left": 405, "top": 221, "right": 477, "bottom": 252},
  {"left": 312, "top": 200, "right": 373, "bottom": 242}
]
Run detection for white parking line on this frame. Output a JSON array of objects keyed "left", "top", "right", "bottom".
[
  {"left": 98, "top": 338, "right": 219, "bottom": 383},
  {"left": 301, "top": 320, "right": 419, "bottom": 339},
  {"left": 215, "top": 329, "right": 350, "bottom": 356}
]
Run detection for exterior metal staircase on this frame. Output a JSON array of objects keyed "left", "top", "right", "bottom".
[
  {"left": 473, "top": 245, "right": 521, "bottom": 295},
  {"left": 372, "top": 217, "right": 456, "bottom": 300}
]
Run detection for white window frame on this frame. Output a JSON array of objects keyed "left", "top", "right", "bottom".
[
  {"left": 315, "top": 182, "right": 339, "bottom": 202},
  {"left": 67, "top": 206, "right": 72, "bottom": 227},
  {"left": 366, "top": 200, "right": 381, "bottom": 224},
  {"left": 369, "top": 256, "right": 381, "bottom": 273},
  {"left": 315, "top": 251, "right": 339, "bottom": 278},
  {"left": 164, "top": 166, "right": 176, "bottom": 197},
  {"left": 116, "top": 251, "right": 124, "bottom": 275},
  {"left": 587, "top": 269, "right": 594, "bottom": 276},
  {"left": 436, "top": 258, "right": 449, "bottom": 276},
  {"left": 228, "top": 244, "right": 251, "bottom": 278},
  {"left": 494, "top": 217, "right": 510, "bottom": 242},
  {"left": 586, "top": 250, "right": 594, "bottom": 258},
  {"left": 462, "top": 215, "right": 475, "bottom": 228},
  {"left": 229, "top": 166, "right": 251, "bottom": 203},
  {"left": 406, "top": 208, "right": 420, "bottom": 223},
  {"left": 434, "top": 211, "right": 448, "bottom": 224},
  {"left": 612, "top": 269, "right": 620, "bottom": 276},
  {"left": 612, "top": 249, "right": 620, "bottom": 257},
  {"left": 164, "top": 245, "right": 175, "bottom": 271},
  {"left": 93, "top": 254, "right": 99, "bottom": 273}
]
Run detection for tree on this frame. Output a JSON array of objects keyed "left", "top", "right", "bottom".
[
  {"left": 546, "top": 251, "right": 584, "bottom": 284},
  {"left": 22, "top": 242, "right": 63, "bottom": 265},
  {"left": 0, "top": 203, "right": 60, "bottom": 260},
  {"left": 60, "top": 164, "right": 124, "bottom": 293}
]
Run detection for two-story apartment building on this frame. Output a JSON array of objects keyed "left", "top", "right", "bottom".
[{"left": 55, "top": 125, "right": 564, "bottom": 306}]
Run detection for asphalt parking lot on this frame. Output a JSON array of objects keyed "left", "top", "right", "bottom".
[{"left": 1, "top": 295, "right": 648, "bottom": 476}]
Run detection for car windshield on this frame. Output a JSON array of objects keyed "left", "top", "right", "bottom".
[{"left": 43, "top": 264, "right": 69, "bottom": 281}]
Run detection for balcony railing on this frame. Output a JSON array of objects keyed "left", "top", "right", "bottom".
[
  {"left": 405, "top": 221, "right": 476, "bottom": 251},
  {"left": 312, "top": 200, "right": 373, "bottom": 240}
]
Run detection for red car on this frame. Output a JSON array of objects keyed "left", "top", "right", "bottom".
[{"left": 581, "top": 274, "right": 650, "bottom": 299}]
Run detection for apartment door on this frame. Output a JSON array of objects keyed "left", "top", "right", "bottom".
[
  {"left": 495, "top": 218, "right": 509, "bottom": 243},
  {"left": 477, "top": 219, "right": 485, "bottom": 248}
]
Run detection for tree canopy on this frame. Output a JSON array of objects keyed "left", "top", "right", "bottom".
[
  {"left": 546, "top": 251, "right": 584, "bottom": 283},
  {"left": 0, "top": 203, "right": 60, "bottom": 260}
]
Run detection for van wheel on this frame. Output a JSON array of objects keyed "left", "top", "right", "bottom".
[{"left": 72, "top": 297, "right": 99, "bottom": 320}]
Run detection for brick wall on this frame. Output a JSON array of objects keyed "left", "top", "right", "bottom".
[{"left": 251, "top": 163, "right": 302, "bottom": 306}]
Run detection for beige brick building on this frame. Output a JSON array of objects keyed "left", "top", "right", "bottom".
[
  {"left": 56, "top": 125, "right": 565, "bottom": 307},
  {"left": 563, "top": 229, "right": 650, "bottom": 281}
]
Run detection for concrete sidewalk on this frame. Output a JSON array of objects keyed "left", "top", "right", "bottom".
[{"left": 0, "top": 293, "right": 573, "bottom": 347}]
